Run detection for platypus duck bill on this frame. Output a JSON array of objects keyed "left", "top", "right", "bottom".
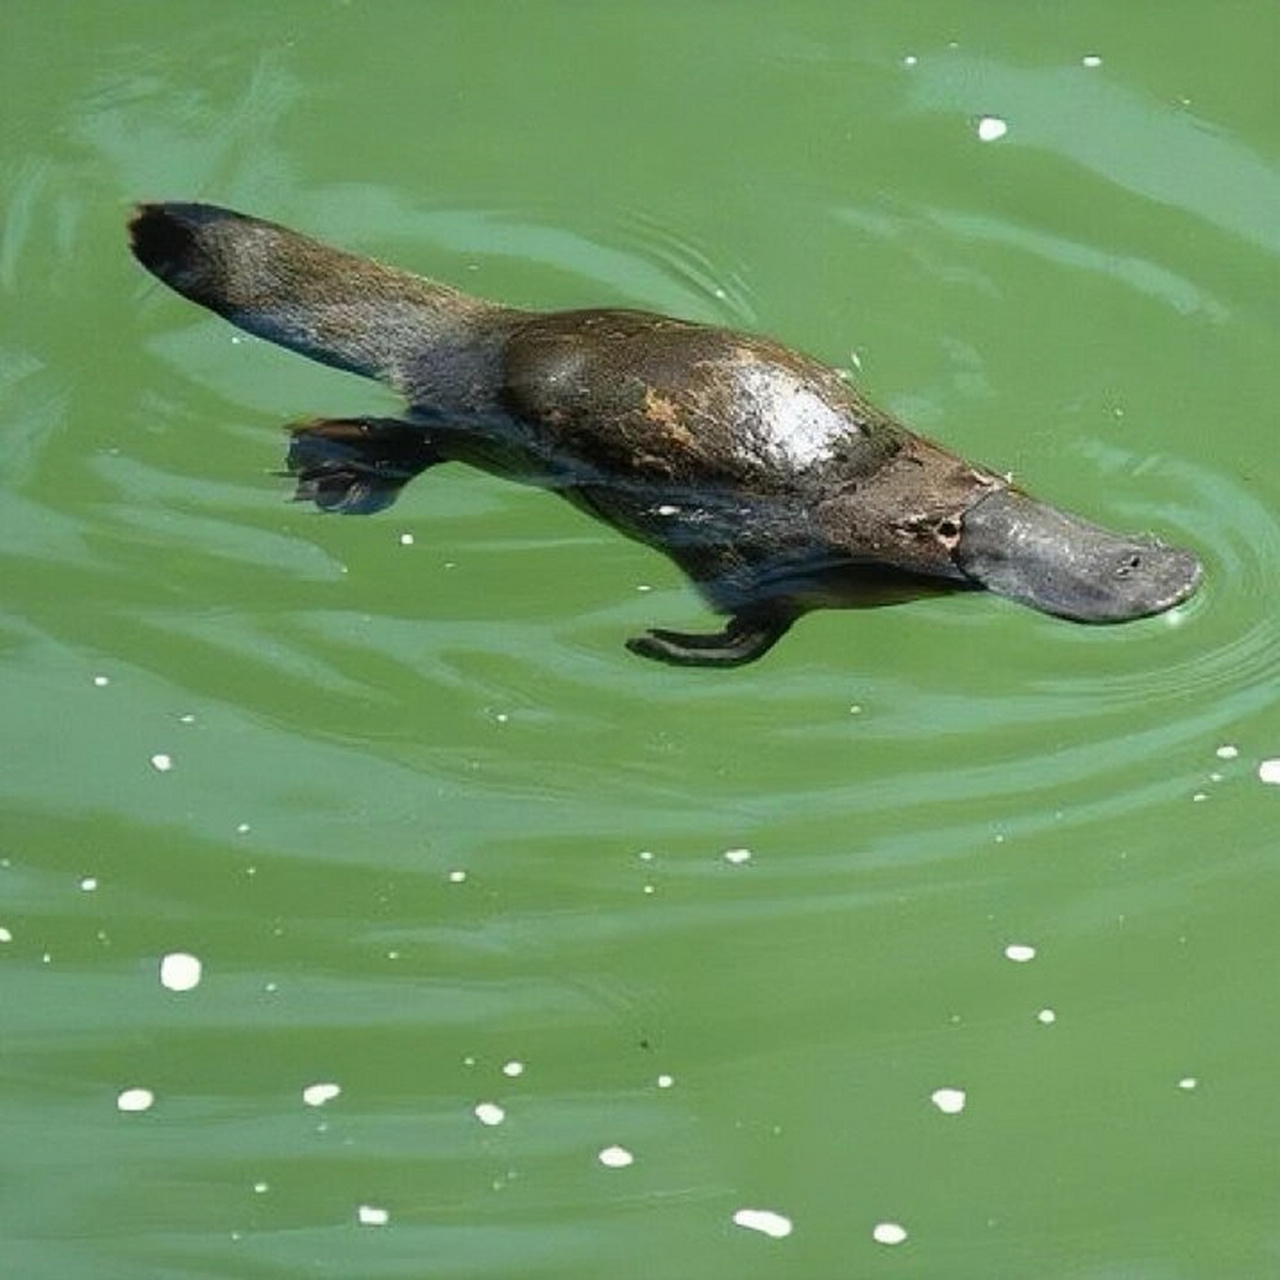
[{"left": 953, "top": 488, "right": 1202, "bottom": 622}]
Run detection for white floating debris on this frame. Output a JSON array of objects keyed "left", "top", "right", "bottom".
[
  {"left": 474, "top": 1102, "right": 505, "bottom": 1126},
  {"left": 1215, "top": 745, "right": 1238, "bottom": 760},
  {"left": 398, "top": 532, "right": 414, "bottom": 546},
  {"left": 160, "top": 952, "right": 202, "bottom": 992},
  {"left": 117, "top": 1087, "right": 155, "bottom": 1113},
  {"left": 598, "top": 1144, "right": 634, "bottom": 1168},
  {"left": 930, "top": 1087, "right": 967, "bottom": 1114},
  {"left": 732, "top": 1208, "right": 793, "bottom": 1239},
  {"left": 150, "top": 753, "right": 173, "bottom": 772},
  {"left": 357, "top": 1204, "right": 389, "bottom": 1226},
  {"left": 1082, "top": 54, "right": 1103, "bottom": 68},
  {"left": 723, "top": 847, "right": 752, "bottom": 865},
  {"left": 1004, "top": 943, "right": 1037, "bottom": 963},
  {"left": 656, "top": 504, "right": 680, "bottom": 517},
  {"left": 448, "top": 869, "right": 468, "bottom": 883},
  {"left": 93, "top": 675, "right": 110, "bottom": 687},
  {"left": 236, "top": 823, "right": 251, "bottom": 835},
  {"left": 1192, "top": 792, "right": 1208, "bottom": 803},
  {"left": 903, "top": 54, "right": 918, "bottom": 68},
  {"left": 79, "top": 877, "right": 98, "bottom": 892},
  {"left": 502, "top": 1061, "right": 524, "bottom": 1078},
  {"left": 1178, "top": 1076, "right": 1198, "bottom": 1091},
  {"left": 1037, "top": 1008, "right": 1057, "bottom": 1025},
  {"left": 873, "top": 1221, "right": 908, "bottom": 1246},
  {"left": 303, "top": 1082, "right": 342, "bottom": 1107},
  {"left": 1258, "top": 760, "right": 1280, "bottom": 785},
  {"left": 657, "top": 1073, "right": 675, "bottom": 1089},
  {"left": 0, "top": 927, "right": 12, "bottom": 943},
  {"left": 178, "top": 713, "right": 196, "bottom": 724},
  {"left": 253, "top": 1181, "right": 269, "bottom": 1194},
  {"left": 638, "top": 850, "right": 655, "bottom": 862},
  {"left": 976, "top": 115, "right": 1008, "bottom": 142}
]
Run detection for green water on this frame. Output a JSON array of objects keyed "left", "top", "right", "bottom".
[{"left": 3, "top": 3, "right": 1278, "bottom": 1277}]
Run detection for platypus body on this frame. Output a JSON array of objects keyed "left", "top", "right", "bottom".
[{"left": 129, "top": 203, "right": 1201, "bottom": 666}]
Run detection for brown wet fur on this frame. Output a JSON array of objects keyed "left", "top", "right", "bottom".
[{"left": 128, "top": 202, "right": 1196, "bottom": 666}]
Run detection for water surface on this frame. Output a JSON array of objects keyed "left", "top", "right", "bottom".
[{"left": 3, "top": 3, "right": 1278, "bottom": 1277}]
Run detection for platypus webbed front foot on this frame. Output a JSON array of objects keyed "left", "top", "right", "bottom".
[
  {"left": 284, "top": 417, "right": 439, "bottom": 514},
  {"left": 626, "top": 608, "right": 796, "bottom": 668}
]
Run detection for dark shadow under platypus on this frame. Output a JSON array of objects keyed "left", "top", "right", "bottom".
[{"left": 128, "top": 202, "right": 1202, "bottom": 667}]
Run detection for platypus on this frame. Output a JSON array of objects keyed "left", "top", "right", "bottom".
[{"left": 128, "top": 202, "right": 1202, "bottom": 667}]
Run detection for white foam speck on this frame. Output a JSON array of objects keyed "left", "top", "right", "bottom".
[
  {"left": 160, "top": 952, "right": 202, "bottom": 992},
  {"left": 976, "top": 115, "right": 1008, "bottom": 142},
  {"left": 399, "top": 532, "right": 414, "bottom": 546},
  {"left": 253, "top": 1181, "right": 269, "bottom": 1194},
  {"left": 0, "top": 927, "right": 12, "bottom": 943},
  {"left": 150, "top": 753, "right": 173, "bottom": 772},
  {"left": 656, "top": 504, "right": 680, "bottom": 516},
  {"left": 723, "top": 847, "right": 752, "bottom": 865},
  {"left": 1004, "top": 943, "right": 1037, "bottom": 962},
  {"left": 1178, "top": 1076, "right": 1198, "bottom": 1090},
  {"left": 873, "top": 1221, "right": 908, "bottom": 1245},
  {"left": 931, "top": 1087, "right": 967, "bottom": 1114},
  {"left": 1082, "top": 54, "right": 1103, "bottom": 67},
  {"left": 598, "top": 1144, "right": 634, "bottom": 1168},
  {"left": 903, "top": 54, "right": 918, "bottom": 67},
  {"left": 474, "top": 1102, "right": 505, "bottom": 1126},
  {"left": 93, "top": 675, "right": 110, "bottom": 687},
  {"left": 657, "top": 1074, "right": 675, "bottom": 1088},
  {"left": 1258, "top": 759, "right": 1280, "bottom": 784},
  {"left": 1215, "top": 745, "right": 1238, "bottom": 760},
  {"left": 732, "top": 1208, "right": 793, "bottom": 1239},
  {"left": 636, "top": 583, "right": 652, "bottom": 593},
  {"left": 643, "top": 884, "right": 655, "bottom": 895},
  {"left": 80, "top": 877, "right": 98, "bottom": 892},
  {"left": 236, "top": 822, "right": 251, "bottom": 835},
  {"left": 502, "top": 1061, "right": 524, "bottom": 1078},
  {"left": 179, "top": 713, "right": 196, "bottom": 725},
  {"left": 117, "top": 1087, "right": 154, "bottom": 1113},
  {"left": 448, "top": 869, "right": 468, "bottom": 883},
  {"left": 357, "top": 1204, "right": 389, "bottom": 1226},
  {"left": 638, "top": 850, "right": 655, "bottom": 862},
  {"left": 1037, "top": 1008, "right": 1057, "bottom": 1025},
  {"left": 303, "top": 1082, "right": 342, "bottom": 1107},
  {"left": 1192, "top": 792, "right": 1208, "bottom": 803}
]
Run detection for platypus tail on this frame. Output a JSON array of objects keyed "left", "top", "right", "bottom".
[{"left": 129, "top": 202, "right": 495, "bottom": 387}]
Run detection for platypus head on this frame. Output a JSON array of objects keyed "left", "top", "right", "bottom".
[{"left": 954, "top": 488, "right": 1202, "bottom": 622}]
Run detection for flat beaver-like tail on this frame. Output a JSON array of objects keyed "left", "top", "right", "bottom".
[{"left": 129, "top": 202, "right": 493, "bottom": 386}]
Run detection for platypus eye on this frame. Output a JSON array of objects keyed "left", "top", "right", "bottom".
[{"left": 1115, "top": 553, "right": 1142, "bottom": 577}]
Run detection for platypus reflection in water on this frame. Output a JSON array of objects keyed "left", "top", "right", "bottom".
[{"left": 128, "top": 203, "right": 1201, "bottom": 667}]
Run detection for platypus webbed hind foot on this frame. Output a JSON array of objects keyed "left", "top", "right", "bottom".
[
  {"left": 626, "top": 608, "right": 796, "bottom": 667},
  {"left": 285, "top": 417, "right": 439, "bottom": 514}
]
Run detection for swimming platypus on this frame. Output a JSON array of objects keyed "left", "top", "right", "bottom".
[{"left": 128, "top": 202, "right": 1202, "bottom": 667}]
